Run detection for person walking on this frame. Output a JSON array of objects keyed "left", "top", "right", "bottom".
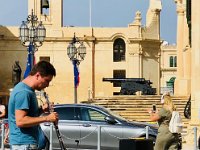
[
  {"left": 8, "top": 61, "right": 58, "bottom": 150},
  {"left": 149, "top": 95, "right": 179, "bottom": 150}
]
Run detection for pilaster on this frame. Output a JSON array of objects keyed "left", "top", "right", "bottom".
[
  {"left": 174, "top": 2, "right": 188, "bottom": 95},
  {"left": 190, "top": 0, "right": 200, "bottom": 127}
]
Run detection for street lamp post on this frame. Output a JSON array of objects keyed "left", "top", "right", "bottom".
[
  {"left": 67, "top": 33, "right": 86, "bottom": 103},
  {"left": 19, "top": 9, "right": 46, "bottom": 77}
]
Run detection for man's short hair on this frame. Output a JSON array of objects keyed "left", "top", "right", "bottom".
[{"left": 29, "top": 61, "right": 56, "bottom": 77}]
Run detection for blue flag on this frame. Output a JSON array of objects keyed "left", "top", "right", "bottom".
[
  {"left": 23, "top": 44, "right": 34, "bottom": 78},
  {"left": 73, "top": 60, "right": 79, "bottom": 88}
]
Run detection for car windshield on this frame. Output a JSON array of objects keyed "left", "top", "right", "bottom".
[{"left": 96, "top": 105, "right": 127, "bottom": 121}]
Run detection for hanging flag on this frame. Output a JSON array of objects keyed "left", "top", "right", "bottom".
[
  {"left": 73, "top": 60, "right": 80, "bottom": 88},
  {"left": 23, "top": 44, "right": 34, "bottom": 78}
]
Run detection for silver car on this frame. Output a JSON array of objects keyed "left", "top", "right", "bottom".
[{"left": 41, "top": 104, "right": 158, "bottom": 150}]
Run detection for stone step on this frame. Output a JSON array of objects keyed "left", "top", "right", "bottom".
[
  {"left": 94, "top": 97, "right": 189, "bottom": 100},
  {"left": 92, "top": 101, "right": 188, "bottom": 105},
  {"left": 123, "top": 116, "right": 189, "bottom": 123},
  {"left": 94, "top": 102, "right": 188, "bottom": 105},
  {"left": 117, "top": 112, "right": 186, "bottom": 116},
  {"left": 118, "top": 115, "right": 187, "bottom": 120},
  {"left": 91, "top": 100, "right": 188, "bottom": 104},
  {"left": 82, "top": 96, "right": 191, "bottom": 130},
  {"left": 94, "top": 96, "right": 188, "bottom": 99},
  {"left": 100, "top": 105, "right": 187, "bottom": 109}
]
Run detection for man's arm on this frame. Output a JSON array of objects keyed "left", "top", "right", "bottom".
[{"left": 15, "top": 109, "right": 58, "bottom": 127}]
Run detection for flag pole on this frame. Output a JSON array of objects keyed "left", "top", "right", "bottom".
[
  {"left": 73, "top": 60, "right": 78, "bottom": 104},
  {"left": 89, "top": 0, "right": 91, "bottom": 27}
]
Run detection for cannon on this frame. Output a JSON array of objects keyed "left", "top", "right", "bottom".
[{"left": 102, "top": 78, "right": 156, "bottom": 95}]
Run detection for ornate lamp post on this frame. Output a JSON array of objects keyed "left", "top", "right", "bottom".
[
  {"left": 19, "top": 9, "right": 46, "bottom": 77},
  {"left": 67, "top": 33, "right": 86, "bottom": 103}
]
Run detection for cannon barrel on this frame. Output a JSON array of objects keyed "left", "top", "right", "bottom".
[
  {"left": 102, "top": 78, "right": 150, "bottom": 83},
  {"left": 102, "top": 77, "right": 156, "bottom": 95}
]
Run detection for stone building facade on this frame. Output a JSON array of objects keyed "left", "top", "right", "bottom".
[
  {"left": 160, "top": 44, "right": 177, "bottom": 95},
  {"left": 0, "top": 0, "right": 163, "bottom": 104},
  {"left": 174, "top": 0, "right": 191, "bottom": 97},
  {"left": 174, "top": 0, "right": 200, "bottom": 126}
]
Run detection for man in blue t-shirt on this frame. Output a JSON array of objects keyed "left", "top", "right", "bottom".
[{"left": 8, "top": 61, "right": 58, "bottom": 150}]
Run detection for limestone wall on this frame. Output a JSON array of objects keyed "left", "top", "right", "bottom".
[{"left": 0, "top": 0, "right": 162, "bottom": 103}]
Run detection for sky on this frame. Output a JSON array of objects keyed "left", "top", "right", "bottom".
[{"left": 0, "top": 0, "right": 177, "bottom": 44}]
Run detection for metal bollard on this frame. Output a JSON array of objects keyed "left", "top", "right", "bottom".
[
  {"left": 146, "top": 126, "right": 149, "bottom": 139},
  {"left": 97, "top": 125, "right": 101, "bottom": 150},
  {"left": 1, "top": 121, "right": 5, "bottom": 150},
  {"left": 49, "top": 123, "right": 53, "bottom": 150},
  {"left": 194, "top": 127, "right": 198, "bottom": 150}
]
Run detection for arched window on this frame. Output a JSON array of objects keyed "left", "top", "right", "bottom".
[
  {"left": 113, "top": 38, "right": 126, "bottom": 62},
  {"left": 169, "top": 56, "right": 177, "bottom": 67}
]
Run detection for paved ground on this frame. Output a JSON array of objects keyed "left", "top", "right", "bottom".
[
  {"left": 1, "top": 142, "right": 197, "bottom": 150},
  {"left": 182, "top": 143, "right": 197, "bottom": 150},
  {"left": 2, "top": 144, "right": 197, "bottom": 150}
]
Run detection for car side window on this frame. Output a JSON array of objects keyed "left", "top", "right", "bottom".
[
  {"left": 89, "top": 109, "right": 105, "bottom": 121},
  {"left": 80, "top": 107, "right": 106, "bottom": 122},
  {"left": 54, "top": 107, "right": 77, "bottom": 120}
]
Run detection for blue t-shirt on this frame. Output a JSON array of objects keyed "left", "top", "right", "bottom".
[{"left": 8, "top": 82, "right": 41, "bottom": 145}]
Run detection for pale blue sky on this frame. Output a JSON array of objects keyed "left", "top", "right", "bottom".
[{"left": 0, "top": 0, "right": 177, "bottom": 44}]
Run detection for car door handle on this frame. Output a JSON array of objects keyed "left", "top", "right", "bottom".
[
  {"left": 44, "top": 122, "right": 51, "bottom": 126},
  {"left": 83, "top": 124, "right": 91, "bottom": 127}
]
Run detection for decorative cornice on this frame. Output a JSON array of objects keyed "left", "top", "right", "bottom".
[
  {"left": 176, "top": 0, "right": 185, "bottom": 14},
  {"left": 161, "top": 45, "right": 177, "bottom": 49},
  {"left": 0, "top": 36, "right": 18, "bottom": 41},
  {"left": 161, "top": 68, "right": 177, "bottom": 71},
  {"left": 177, "top": 7, "right": 185, "bottom": 14}
]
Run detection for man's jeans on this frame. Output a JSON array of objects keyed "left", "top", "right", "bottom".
[{"left": 11, "top": 144, "right": 38, "bottom": 150}]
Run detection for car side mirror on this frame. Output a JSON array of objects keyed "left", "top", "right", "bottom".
[{"left": 105, "top": 116, "right": 117, "bottom": 124}]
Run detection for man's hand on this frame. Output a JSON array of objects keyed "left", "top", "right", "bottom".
[{"left": 46, "top": 112, "right": 59, "bottom": 124}]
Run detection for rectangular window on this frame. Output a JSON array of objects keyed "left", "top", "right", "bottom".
[
  {"left": 169, "top": 56, "right": 177, "bottom": 67},
  {"left": 40, "top": 56, "right": 50, "bottom": 62},
  {"left": 113, "top": 70, "right": 126, "bottom": 87}
]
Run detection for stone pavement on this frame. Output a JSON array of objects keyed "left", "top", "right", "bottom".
[
  {"left": 2, "top": 145, "right": 197, "bottom": 150},
  {"left": 182, "top": 143, "right": 197, "bottom": 150},
  {"left": 2, "top": 143, "right": 198, "bottom": 150}
]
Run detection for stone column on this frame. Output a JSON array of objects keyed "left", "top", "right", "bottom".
[
  {"left": 174, "top": 2, "right": 185, "bottom": 95},
  {"left": 176, "top": 5, "right": 184, "bottom": 79},
  {"left": 185, "top": 0, "right": 200, "bottom": 145},
  {"left": 191, "top": 0, "right": 200, "bottom": 124},
  {"left": 183, "top": 46, "right": 191, "bottom": 79},
  {"left": 139, "top": 48, "right": 143, "bottom": 78},
  {"left": 157, "top": 52, "right": 161, "bottom": 95}
]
